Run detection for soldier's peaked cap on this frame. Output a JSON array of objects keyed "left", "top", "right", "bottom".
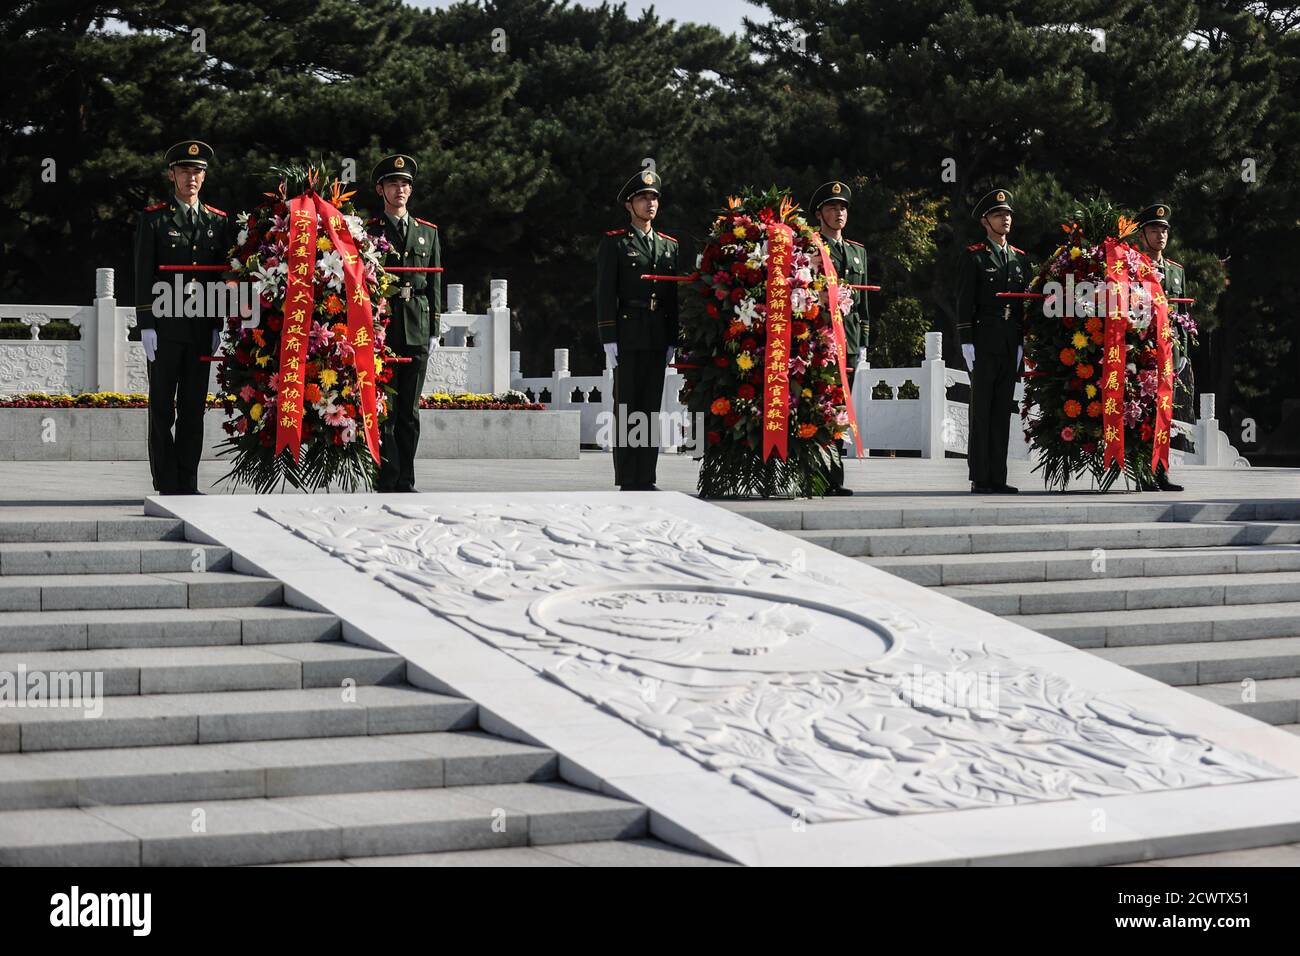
[
  {"left": 810, "top": 180, "right": 852, "bottom": 211},
  {"left": 165, "top": 140, "right": 215, "bottom": 169},
  {"left": 619, "top": 169, "right": 661, "bottom": 203},
  {"left": 372, "top": 154, "right": 417, "bottom": 184},
  {"left": 973, "top": 187, "right": 1014, "bottom": 219},
  {"left": 1137, "top": 202, "right": 1172, "bottom": 229}
]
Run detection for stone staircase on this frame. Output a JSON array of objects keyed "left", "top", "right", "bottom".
[{"left": 0, "top": 508, "right": 725, "bottom": 867}]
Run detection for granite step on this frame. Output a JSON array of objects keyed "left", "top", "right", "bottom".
[
  {"left": 0, "top": 571, "right": 281, "bottom": 612},
  {"left": 726, "top": 499, "right": 1300, "bottom": 532},
  {"left": 0, "top": 515, "right": 183, "bottom": 544},
  {"left": 0, "top": 541, "right": 232, "bottom": 576},
  {"left": 1090, "top": 636, "right": 1300, "bottom": 685},
  {"left": 0, "top": 605, "right": 341, "bottom": 651},
  {"left": 934, "top": 571, "right": 1300, "bottom": 616},
  {"left": 274, "top": 838, "right": 733, "bottom": 867},
  {"left": 1183, "top": 677, "right": 1300, "bottom": 726},
  {"left": 0, "top": 730, "right": 558, "bottom": 810},
  {"left": 0, "top": 641, "right": 407, "bottom": 697},
  {"left": 0, "top": 782, "right": 649, "bottom": 865},
  {"left": 1004, "top": 601, "right": 1300, "bottom": 649},
  {"left": 796, "top": 520, "right": 1300, "bottom": 558},
  {"left": 865, "top": 545, "right": 1300, "bottom": 586},
  {"left": 0, "top": 685, "right": 475, "bottom": 753}
]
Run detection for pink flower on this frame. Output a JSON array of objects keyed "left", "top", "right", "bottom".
[
  {"left": 309, "top": 321, "right": 335, "bottom": 351},
  {"left": 1061, "top": 426, "right": 1076, "bottom": 441},
  {"left": 239, "top": 385, "right": 256, "bottom": 402}
]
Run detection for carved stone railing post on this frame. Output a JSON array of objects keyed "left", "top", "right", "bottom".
[
  {"left": 91, "top": 267, "right": 118, "bottom": 393},
  {"left": 919, "top": 331, "right": 945, "bottom": 459},
  {"left": 487, "top": 279, "right": 510, "bottom": 393}
]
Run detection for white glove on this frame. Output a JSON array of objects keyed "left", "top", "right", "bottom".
[
  {"left": 141, "top": 329, "right": 158, "bottom": 362},
  {"left": 429, "top": 337, "right": 440, "bottom": 351},
  {"left": 211, "top": 330, "right": 222, "bottom": 356},
  {"left": 962, "top": 343, "right": 975, "bottom": 370},
  {"left": 1016, "top": 345, "right": 1023, "bottom": 368},
  {"left": 604, "top": 342, "right": 618, "bottom": 369},
  {"left": 856, "top": 347, "right": 867, "bottom": 369},
  {"left": 665, "top": 346, "right": 676, "bottom": 367}
]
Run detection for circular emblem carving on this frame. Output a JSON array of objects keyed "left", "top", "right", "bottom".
[
  {"left": 394, "top": 156, "right": 405, "bottom": 169},
  {"left": 642, "top": 171, "right": 654, "bottom": 185},
  {"left": 995, "top": 190, "right": 1006, "bottom": 202},
  {"left": 528, "top": 583, "right": 897, "bottom": 675},
  {"left": 187, "top": 144, "right": 199, "bottom": 156}
]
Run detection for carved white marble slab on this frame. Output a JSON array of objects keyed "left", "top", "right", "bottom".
[{"left": 150, "top": 491, "right": 1300, "bottom": 864}]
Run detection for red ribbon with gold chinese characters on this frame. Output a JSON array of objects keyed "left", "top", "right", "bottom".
[
  {"left": 815, "top": 238, "right": 864, "bottom": 457},
  {"left": 312, "top": 194, "right": 381, "bottom": 465},
  {"left": 274, "top": 192, "right": 382, "bottom": 465},
  {"left": 274, "top": 195, "right": 317, "bottom": 462},
  {"left": 1100, "top": 239, "right": 1127, "bottom": 471},
  {"left": 761, "top": 223, "right": 794, "bottom": 460},
  {"left": 1147, "top": 266, "right": 1174, "bottom": 474}
]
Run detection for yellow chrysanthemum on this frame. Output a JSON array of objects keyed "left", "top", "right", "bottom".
[
  {"left": 736, "top": 353, "right": 755, "bottom": 372},
  {"left": 1071, "top": 331, "right": 1088, "bottom": 349},
  {"left": 1085, "top": 384, "right": 1097, "bottom": 399},
  {"left": 1069, "top": 247, "right": 1082, "bottom": 259},
  {"left": 801, "top": 388, "right": 812, "bottom": 398},
  {"left": 254, "top": 353, "right": 271, "bottom": 368},
  {"left": 733, "top": 226, "right": 746, "bottom": 239},
  {"left": 318, "top": 368, "right": 339, "bottom": 388},
  {"left": 249, "top": 403, "right": 264, "bottom": 421},
  {"left": 317, "top": 237, "right": 334, "bottom": 252}
]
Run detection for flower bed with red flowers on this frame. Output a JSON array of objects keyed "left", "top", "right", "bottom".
[
  {"left": 680, "top": 187, "right": 853, "bottom": 498},
  {"left": 1022, "top": 198, "right": 1174, "bottom": 491}
]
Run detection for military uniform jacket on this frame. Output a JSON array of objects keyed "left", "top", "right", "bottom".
[
  {"left": 955, "top": 238, "right": 1032, "bottom": 357},
  {"left": 368, "top": 214, "right": 441, "bottom": 348},
  {"left": 133, "top": 198, "right": 233, "bottom": 342},
  {"left": 823, "top": 234, "right": 870, "bottom": 355},
  {"left": 596, "top": 226, "right": 680, "bottom": 351},
  {"left": 1153, "top": 256, "right": 1189, "bottom": 360}
]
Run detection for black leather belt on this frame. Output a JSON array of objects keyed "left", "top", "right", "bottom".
[{"left": 620, "top": 299, "right": 656, "bottom": 311}]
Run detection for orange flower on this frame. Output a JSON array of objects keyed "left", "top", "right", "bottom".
[
  {"left": 710, "top": 397, "right": 731, "bottom": 416},
  {"left": 798, "top": 423, "right": 818, "bottom": 439},
  {"left": 305, "top": 383, "right": 322, "bottom": 403},
  {"left": 1087, "top": 401, "right": 1102, "bottom": 418},
  {"left": 1064, "top": 399, "right": 1082, "bottom": 418},
  {"left": 1090, "top": 332, "right": 1104, "bottom": 346},
  {"left": 1076, "top": 363, "right": 1094, "bottom": 379},
  {"left": 325, "top": 295, "right": 345, "bottom": 315},
  {"left": 1059, "top": 347, "right": 1076, "bottom": 365},
  {"left": 1084, "top": 317, "right": 1102, "bottom": 334},
  {"left": 331, "top": 323, "right": 348, "bottom": 337},
  {"left": 250, "top": 328, "right": 265, "bottom": 347}
]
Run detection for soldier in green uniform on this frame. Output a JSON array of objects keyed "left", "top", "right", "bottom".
[
  {"left": 596, "top": 169, "right": 680, "bottom": 491},
  {"left": 1134, "top": 202, "right": 1186, "bottom": 492},
  {"left": 367, "top": 153, "right": 441, "bottom": 493},
  {"left": 133, "top": 139, "right": 232, "bottom": 495},
  {"left": 809, "top": 179, "right": 870, "bottom": 496},
  {"left": 955, "top": 187, "right": 1031, "bottom": 494}
]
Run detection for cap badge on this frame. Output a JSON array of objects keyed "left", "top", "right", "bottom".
[
  {"left": 1156, "top": 206, "right": 1165, "bottom": 217},
  {"left": 832, "top": 182, "right": 842, "bottom": 194},
  {"left": 995, "top": 191, "right": 1006, "bottom": 202},
  {"left": 187, "top": 144, "right": 199, "bottom": 156},
  {"left": 394, "top": 156, "right": 405, "bottom": 169},
  {"left": 642, "top": 171, "right": 654, "bottom": 185}
]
